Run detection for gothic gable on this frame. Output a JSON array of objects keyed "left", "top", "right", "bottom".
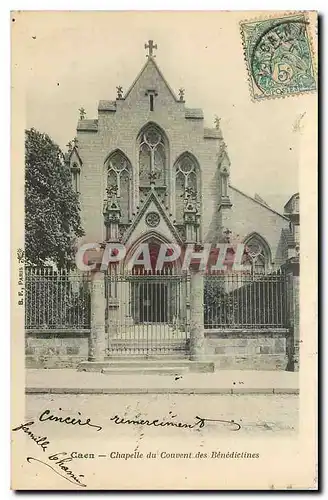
[
  {"left": 123, "top": 188, "right": 182, "bottom": 247},
  {"left": 124, "top": 56, "right": 179, "bottom": 107},
  {"left": 64, "top": 146, "right": 83, "bottom": 169}
]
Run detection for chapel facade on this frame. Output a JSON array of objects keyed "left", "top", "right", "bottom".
[
  {"left": 67, "top": 41, "right": 299, "bottom": 273},
  {"left": 63, "top": 41, "right": 299, "bottom": 367}
]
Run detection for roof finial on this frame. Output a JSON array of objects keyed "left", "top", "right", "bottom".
[
  {"left": 145, "top": 40, "right": 157, "bottom": 58},
  {"left": 116, "top": 86, "right": 123, "bottom": 99},
  {"left": 78, "top": 107, "right": 86, "bottom": 120},
  {"left": 214, "top": 116, "right": 221, "bottom": 129}
]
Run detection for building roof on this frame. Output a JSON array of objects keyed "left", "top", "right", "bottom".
[
  {"left": 254, "top": 193, "right": 269, "bottom": 206},
  {"left": 284, "top": 192, "right": 300, "bottom": 210},
  {"left": 229, "top": 185, "right": 289, "bottom": 220}
]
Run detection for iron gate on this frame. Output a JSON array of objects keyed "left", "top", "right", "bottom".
[{"left": 105, "top": 271, "right": 189, "bottom": 356}]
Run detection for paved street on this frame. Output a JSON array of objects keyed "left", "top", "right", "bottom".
[{"left": 25, "top": 393, "right": 298, "bottom": 439}]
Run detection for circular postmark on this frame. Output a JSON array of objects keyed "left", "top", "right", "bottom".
[
  {"left": 145, "top": 211, "right": 160, "bottom": 228},
  {"left": 250, "top": 17, "right": 316, "bottom": 97}
]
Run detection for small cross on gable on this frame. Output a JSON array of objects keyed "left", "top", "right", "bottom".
[{"left": 145, "top": 40, "right": 157, "bottom": 58}]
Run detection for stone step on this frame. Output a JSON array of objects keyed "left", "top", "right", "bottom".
[
  {"left": 78, "top": 360, "right": 214, "bottom": 373},
  {"left": 102, "top": 354, "right": 188, "bottom": 361},
  {"left": 110, "top": 337, "right": 188, "bottom": 343},
  {"left": 101, "top": 366, "right": 189, "bottom": 376}
]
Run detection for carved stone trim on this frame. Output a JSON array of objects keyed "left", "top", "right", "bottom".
[{"left": 145, "top": 211, "right": 160, "bottom": 228}]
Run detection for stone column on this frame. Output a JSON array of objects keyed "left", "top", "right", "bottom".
[
  {"left": 189, "top": 268, "right": 205, "bottom": 360},
  {"left": 89, "top": 267, "right": 106, "bottom": 362},
  {"left": 283, "top": 258, "right": 300, "bottom": 372}
]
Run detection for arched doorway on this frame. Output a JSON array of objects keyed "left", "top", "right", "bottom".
[
  {"left": 131, "top": 241, "right": 174, "bottom": 324},
  {"left": 107, "top": 236, "right": 188, "bottom": 356}
]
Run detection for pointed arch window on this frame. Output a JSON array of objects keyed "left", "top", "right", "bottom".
[
  {"left": 106, "top": 151, "right": 131, "bottom": 224},
  {"left": 138, "top": 125, "right": 167, "bottom": 187},
  {"left": 71, "top": 163, "right": 80, "bottom": 194},
  {"left": 175, "top": 154, "right": 200, "bottom": 224},
  {"left": 243, "top": 234, "right": 271, "bottom": 274}
]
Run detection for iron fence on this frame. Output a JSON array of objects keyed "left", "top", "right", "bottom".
[
  {"left": 204, "top": 270, "right": 288, "bottom": 329},
  {"left": 25, "top": 267, "right": 91, "bottom": 330},
  {"left": 25, "top": 265, "right": 288, "bottom": 339}
]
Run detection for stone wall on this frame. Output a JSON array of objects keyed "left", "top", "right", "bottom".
[
  {"left": 26, "top": 328, "right": 289, "bottom": 370},
  {"left": 204, "top": 329, "right": 289, "bottom": 370},
  {"left": 25, "top": 331, "right": 90, "bottom": 368}
]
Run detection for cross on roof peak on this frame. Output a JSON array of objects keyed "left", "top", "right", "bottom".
[{"left": 145, "top": 40, "right": 157, "bottom": 58}]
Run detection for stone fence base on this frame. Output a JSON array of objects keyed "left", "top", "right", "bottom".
[
  {"left": 25, "top": 330, "right": 90, "bottom": 369},
  {"left": 26, "top": 328, "right": 290, "bottom": 371},
  {"left": 204, "top": 329, "right": 289, "bottom": 371}
]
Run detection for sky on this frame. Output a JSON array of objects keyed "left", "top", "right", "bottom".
[{"left": 16, "top": 10, "right": 315, "bottom": 213}]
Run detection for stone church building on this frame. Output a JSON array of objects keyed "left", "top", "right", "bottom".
[
  {"left": 68, "top": 41, "right": 298, "bottom": 267},
  {"left": 62, "top": 41, "right": 300, "bottom": 370}
]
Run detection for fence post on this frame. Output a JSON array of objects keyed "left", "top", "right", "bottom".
[
  {"left": 89, "top": 265, "right": 106, "bottom": 362},
  {"left": 283, "top": 258, "right": 300, "bottom": 372},
  {"left": 189, "top": 268, "right": 205, "bottom": 360}
]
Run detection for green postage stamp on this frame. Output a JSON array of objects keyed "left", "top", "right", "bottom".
[{"left": 240, "top": 13, "right": 317, "bottom": 100}]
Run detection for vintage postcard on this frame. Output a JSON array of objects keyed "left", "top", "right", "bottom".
[{"left": 11, "top": 10, "right": 318, "bottom": 490}]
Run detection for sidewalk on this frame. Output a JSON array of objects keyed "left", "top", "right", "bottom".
[{"left": 25, "top": 369, "right": 299, "bottom": 395}]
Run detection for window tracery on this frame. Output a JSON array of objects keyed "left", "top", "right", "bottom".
[
  {"left": 106, "top": 151, "right": 131, "bottom": 224},
  {"left": 175, "top": 154, "right": 200, "bottom": 223},
  {"left": 138, "top": 126, "right": 166, "bottom": 187},
  {"left": 243, "top": 234, "right": 271, "bottom": 274}
]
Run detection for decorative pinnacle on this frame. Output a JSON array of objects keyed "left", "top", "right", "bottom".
[
  {"left": 116, "top": 86, "right": 123, "bottom": 99},
  {"left": 214, "top": 116, "right": 221, "bottom": 129},
  {"left": 78, "top": 107, "right": 86, "bottom": 120},
  {"left": 178, "top": 88, "right": 185, "bottom": 102}
]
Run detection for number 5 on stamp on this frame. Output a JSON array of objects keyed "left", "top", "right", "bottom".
[{"left": 240, "top": 13, "right": 317, "bottom": 100}]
